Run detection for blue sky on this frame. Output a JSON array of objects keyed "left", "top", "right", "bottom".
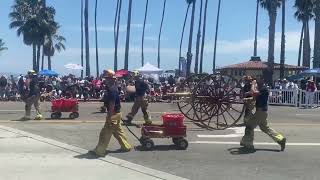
[{"left": 0, "top": 0, "right": 315, "bottom": 75}]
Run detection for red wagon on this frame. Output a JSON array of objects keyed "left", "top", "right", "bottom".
[
  {"left": 139, "top": 113, "right": 188, "bottom": 150},
  {"left": 51, "top": 98, "right": 79, "bottom": 119}
]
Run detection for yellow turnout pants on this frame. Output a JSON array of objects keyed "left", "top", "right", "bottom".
[
  {"left": 25, "top": 95, "right": 42, "bottom": 118},
  {"left": 243, "top": 97, "right": 255, "bottom": 124},
  {"left": 95, "top": 113, "right": 131, "bottom": 156},
  {"left": 241, "top": 110, "right": 285, "bottom": 147},
  {"left": 126, "top": 96, "right": 150, "bottom": 122}
]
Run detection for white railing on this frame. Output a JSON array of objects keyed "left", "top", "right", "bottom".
[
  {"left": 298, "top": 90, "right": 320, "bottom": 108},
  {"left": 269, "top": 89, "right": 299, "bottom": 107}
]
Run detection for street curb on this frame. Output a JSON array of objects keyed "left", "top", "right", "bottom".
[{"left": 0, "top": 125, "right": 188, "bottom": 180}]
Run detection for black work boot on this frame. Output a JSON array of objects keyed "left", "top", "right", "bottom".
[
  {"left": 123, "top": 116, "right": 132, "bottom": 125},
  {"left": 279, "top": 138, "right": 286, "bottom": 151}
]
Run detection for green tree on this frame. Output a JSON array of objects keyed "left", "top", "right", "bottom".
[
  {"left": 199, "top": 0, "right": 208, "bottom": 73},
  {"left": 124, "top": 0, "right": 133, "bottom": 70},
  {"left": 280, "top": 0, "right": 286, "bottom": 79},
  {"left": 114, "top": 0, "right": 122, "bottom": 71},
  {"left": 44, "top": 33, "right": 66, "bottom": 70},
  {"left": 194, "top": 0, "right": 203, "bottom": 74},
  {"left": 212, "top": 0, "right": 222, "bottom": 73},
  {"left": 141, "top": 0, "right": 149, "bottom": 67},
  {"left": 95, "top": 0, "right": 99, "bottom": 77},
  {"left": 294, "top": 0, "right": 313, "bottom": 68},
  {"left": 253, "top": 0, "right": 259, "bottom": 57},
  {"left": 186, "top": 0, "right": 196, "bottom": 76},
  {"left": 178, "top": 1, "right": 191, "bottom": 74},
  {"left": 81, "top": 0, "right": 84, "bottom": 77},
  {"left": 0, "top": 39, "right": 8, "bottom": 53},
  {"left": 84, "top": 0, "right": 90, "bottom": 76},
  {"left": 259, "top": 0, "right": 281, "bottom": 84},
  {"left": 157, "top": 0, "right": 167, "bottom": 68},
  {"left": 9, "top": 0, "right": 57, "bottom": 72},
  {"left": 313, "top": 0, "right": 320, "bottom": 68}
]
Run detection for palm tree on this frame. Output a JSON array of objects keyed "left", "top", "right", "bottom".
[
  {"left": 178, "top": 2, "right": 191, "bottom": 74},
  {"left": 95, "top": 0, "right": 99, "bottom": 77},
  {"left": 253, "top": 0, "right": 259, "bottom": 57},
  {"left": 294, "top": 0, "right": 313, "bottom": 68},
  {"left": 81, "top": 0, "right": 84, "bottom": 77},
  {"left": 44, "top": 34, "right": 66, "bottom": 70},
  {"left": 141, "top": 0, "right": 149, "bottom": 67},
  {"left": 213, "top": 0, "right": 222, "bottom": 73},
  {"left": 199, "top": 0, "right": 208, "bottom": 73},
  {"left": 9, "top": 0, "right": 57, "bottom": 72},
  {"left": 280, "top": 0, "right": 286, "bottom": 79},
  {"left": 84, "top": 0, "right": 90, "bottom": 76},
  {"left": 297, "top": 21, "right": 304, "bottom": 66},
  {"left": 259, "top": 0, "right": 281, "bottom": 84},
  {"left": 313, "top": 0, "right": 320, "bottom": 68},
  {"left": 114, "top": 0, "right": 122, "bottom": 71},
  {"left": 0, "top": 39, "right": 8, "bottom": 53},
  {"left": 186, "top": 0, "right": 196, "bottom": 76},
  {"left": 194, "top": 0, "right": 203, "bottom": 74},
  {"left": 124, "top": 0, "right": 133, "bottom": 70},
  {"left": 157, "top": 0, "right": 167, "bottom": 68}
]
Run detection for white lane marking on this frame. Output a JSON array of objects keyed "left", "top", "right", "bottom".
[
  {"left": 190, "top": 141, "right": 320, "bottom": 146},
  {"left": 296, "top": 114, "right": 320, "bottom": 117},
  {"left": 197, "top": 127, "right": 261, "bottom": 138}
]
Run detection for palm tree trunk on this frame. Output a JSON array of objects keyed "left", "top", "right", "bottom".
[
  {"left": 32, "top": 44, "right": 37, "bottom": 71},
  {"left": 280, "top": 0, "right": 286, "bottom": 79},
  {"left": 266, "top": 9, "right": 277, "bottom": 85},
  {"left": 303, "top": 20, "right": 311, "bottom": 68},
  {"left": 199, "top": 0, "right": 208, "bottom": 74},
  {"left": 81, "top": 0, "right": 84, "bottom": 78},
  {"left": 179, "top": 4, "right": 190, "bottom": 75},
  {"left": 298, "top": 24, "right": 304, "bottom": 66},
  {"left": 186, "top": 0, "right": 196, "bottom": 76},
  {"left": 212, "top": 0, "right": 221, "bottom": 73},
  {"left": 114, "top": 0, "right": 122, "bottom": 71},
  {"left": 314, "top": 5, "right": 320, "bottom": 68},
  {"left": 194, "top": 0, "right": 203, "bottom": 74},
  {"left": 124, "top": 0, "right": 133, "bottom": 70},
  {"left": 84, "top": 0, "right": 90, "bottom": 76},
  {"left": 157, "top": 0, "right": 167, "bottom": 68},
  {"left": 95, "top": 0, "right": 99, "bottom": 77},
  {"left": 142, "top": 0, "right": 149, "bottom": 67},
  {"left": 48, "top": 56, "right": 52, "bottom": 70},
  {"left": 36, "top": 44, "right": 41, "bottom": 72},
  {"left": 253, "top": 0, "right": 259, "bottom": 57},
  {"left": 41, "top": 46, "right": 45, "bottom": 71}
]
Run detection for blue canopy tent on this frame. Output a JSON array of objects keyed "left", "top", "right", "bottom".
[
  {"left": 39, "top": 69, "right": 59, "bottom": 77},
  {"left": 300, "top": 68, "right": 320, "bottom": 76}
]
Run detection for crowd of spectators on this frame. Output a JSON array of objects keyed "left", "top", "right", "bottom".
[{"left": 0, "top": 74, "right": 182, "bottom": 103}]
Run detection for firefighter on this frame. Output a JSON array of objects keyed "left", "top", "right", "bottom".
[
  {"left": 124, "top": 71, "right": 151, "bottom": 125},
  {"left": 242, "top": 76, "right": 255, "bottom": 124},
  {"left": 240, "top": 78, "right": 286, "bottom": 151},
  {"left": 93, "top": 70, "right": 131, "bottom": 157},
  {"left": 20, "top": 70, "right": 43, "bottom": 120}
]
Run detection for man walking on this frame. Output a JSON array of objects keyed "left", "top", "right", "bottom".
[
  {"left": 124, "top": 72, "right": 151, "bottom": 125},
  {"left": 240, "top": 79, "right": 286, "bottom": 151},
  {"left": 20, "top": 70, "right": 43, "bottom": 120},
  {"left": 93, "top": 70, "right": 131, "bottom": 157}
]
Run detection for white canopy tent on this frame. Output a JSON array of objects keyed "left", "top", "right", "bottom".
[
  {"left": 136, "top": 63, "right": 163, "bottom": 82},
  {"left": 136, "top": 62, "right": 163, "bottom": 75}
]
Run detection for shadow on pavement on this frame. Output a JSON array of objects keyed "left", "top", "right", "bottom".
[
  {"left": 227, "top": 147, "right": 280, "bottom": 155},
  {"left": 74, "top": 149, "right": 131, "bottom": 160},
  {"left": 134, "top": 145, "right": 183, "bottom": 152}
]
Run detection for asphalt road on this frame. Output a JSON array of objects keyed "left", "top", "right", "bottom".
[{"left": 0, "top": 101, "right": 320, "bottom": 180}]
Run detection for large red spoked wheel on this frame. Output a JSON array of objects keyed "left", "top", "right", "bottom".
[
  {"left": 177, "top": 74, "right": 210, "bottom": 121},
  {"left": 188, "top": 74, "right": 244, "bottom": 130}
]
